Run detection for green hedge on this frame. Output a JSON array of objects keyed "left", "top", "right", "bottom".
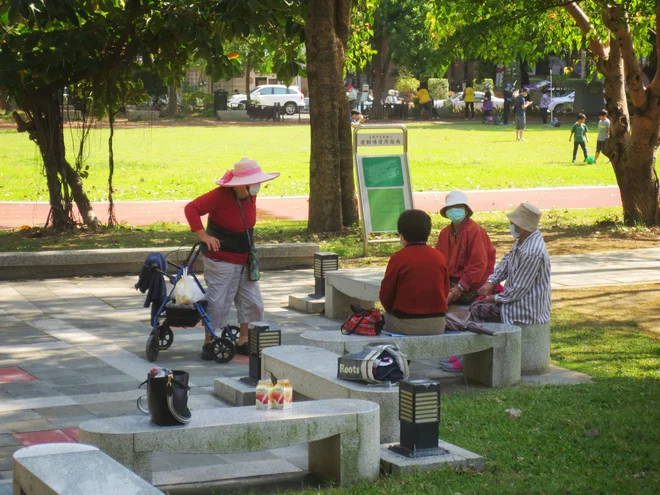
[{"left": 428, "top": 78, "right": 449, "bottom": 100}]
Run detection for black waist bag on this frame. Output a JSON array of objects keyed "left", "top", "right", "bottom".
[{"left": 138, "top": 370, "right": 192, "bottom": 426}]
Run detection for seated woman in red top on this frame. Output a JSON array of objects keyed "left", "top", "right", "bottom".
[
  {"left": 184, "top": 158, "right": 279, "bottom": 360},
  {"left": 436, "top": 190, "right": 496, "bottom": 305},
  {"left": 379, "top": 209, "right": 449, "bottom": 335}
]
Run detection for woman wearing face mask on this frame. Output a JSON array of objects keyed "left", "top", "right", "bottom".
[
  {"left": 435, "top": 191, "right": 496, "bottom": 305},
  {"left": 184, "top": 158, "right": 279, "bottom": 360}
]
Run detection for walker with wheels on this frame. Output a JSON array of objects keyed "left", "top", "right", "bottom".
[{"left": 143, "top": 243, "right": 238, "bottom": 363}]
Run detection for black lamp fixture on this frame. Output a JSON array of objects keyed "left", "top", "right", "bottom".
[
  {"left": 389, "top": 380, "right": 448, "bottom": 457},
  {"left": 309, "top": 252, "right": 339, "bottom": 299},
  {"left": 247, "top": 322, "right": 281, "bottom": 382}
]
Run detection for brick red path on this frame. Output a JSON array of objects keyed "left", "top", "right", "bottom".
[{"left": 0, "top": 186, "right": 621, "bottom": 230}]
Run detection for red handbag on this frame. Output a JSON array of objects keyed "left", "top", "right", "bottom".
[{"left": 341, "top": 305, "right": 383, "bottom": 337}]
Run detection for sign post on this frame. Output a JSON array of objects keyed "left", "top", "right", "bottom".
[{"left": 353, "top": 124, "right": 413, "bottom": 255}]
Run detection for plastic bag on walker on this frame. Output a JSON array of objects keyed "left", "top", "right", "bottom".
[{"left": 173, "top": 267, "right": 204, "bottom": 305}]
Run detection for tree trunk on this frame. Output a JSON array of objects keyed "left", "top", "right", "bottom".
[
  {"left": 306, "top": 0, "right": 358, "bottom": 232},
  {"left": 167, "top": 83, "right": 178, "bottom": 117},
  {"left": 245, "top": 57, "right": 251, "bottom": 98},
  {"left": 370, "top": 31, "right": 391, "bottom": 120},
  {"left": 18, "top": 93, "right": 99, "bottom": 229},
  {"left": 598, "top": 38, "right": 660, "bottom": 225}
]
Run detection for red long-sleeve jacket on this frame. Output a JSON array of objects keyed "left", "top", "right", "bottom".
[
  {"left": 435, "top": 218, "right": 496, "bottom": 291},
  {"left": 379, "top": 244, "right": 449, "bottom": 316}
]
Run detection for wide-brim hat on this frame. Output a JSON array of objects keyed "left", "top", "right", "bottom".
[
  {"left": 440, "top": 190, "right": 473, "bottom": 218},
  {"left": 215, "top": 158, "right": 280, "bottom": 187},
  {"left": 507, "top": 202, "right": 541, "bottom": 232},
  {"left": 388, "top": 89, "right": 395, "bottom": 96}
]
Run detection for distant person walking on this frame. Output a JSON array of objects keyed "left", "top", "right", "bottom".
[
  {"left": 539, "top": 90, "right": 551, "bottom": 124},
  {"left": 482, "top": 86, "right": 493, "bottom": 121},
  {"left": 464, "top": 82, "right": 475, "bottom": 120},
  {"left": 514, "top": 88, "right": 532, "bottom": 141},
  {"left": 346, "top": 83, "right": 358, "bottom": 110},
  {"left": 594, "top": 109, "right": 610, "bottom": 164},
  {"left": 503, "top": 83, "right": 514, "bottom": 125},
  {"left": 569, "top": 113, "right": 589, "bottom": 163}
]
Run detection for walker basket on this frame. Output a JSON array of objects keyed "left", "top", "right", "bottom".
[{"left": 164, "top": 300, "right": 207, "bottom": 328}]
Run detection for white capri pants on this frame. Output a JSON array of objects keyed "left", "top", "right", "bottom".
[{"left": 202, "top": 258, "right": 264, "bottom": 330}]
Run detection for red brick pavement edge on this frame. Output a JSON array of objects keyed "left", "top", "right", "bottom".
[{"left": 0, "top": 186, "right": 622, "bottom": 230}]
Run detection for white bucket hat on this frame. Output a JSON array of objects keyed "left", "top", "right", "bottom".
[
  {"left": 440, "top": 190, "right": 473, "bottom": 218},
  {"left": 388, "top": 89, "right": 395, "bottom": 96},
  {"left": 507, "top": 202, "right": 541, "bottom": 232},
  {"left": 216, "top": 158, "right": 280, "bottom": 187}
]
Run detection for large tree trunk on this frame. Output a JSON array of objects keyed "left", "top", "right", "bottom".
[
  {"left": 565, "top": 2, "right": 660, "bottom": 225},
  {"left": 306, "top": 0, "right": 358, "bottom": 232},
  {"left": 370, "top": 31, "right": 391, "bottom": 120},
  {"left": 16, "top": 93, "right": 99, "bottom": 230}
]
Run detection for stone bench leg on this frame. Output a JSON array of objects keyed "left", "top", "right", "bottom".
[
  {"left": 308, "top": 411, "right": 380, "bottom": 486},
  {"left": 324, "top": 282, "right": 375, "bottom": 320},
  {"left": 79, "top": 430, "right": 153, "bottom": 482},
  {"left": 463, "top": 331, "right": 521, "bottom": 388},
  {"left": 519, "top": 323, "right": 551, "bottom": 375}
]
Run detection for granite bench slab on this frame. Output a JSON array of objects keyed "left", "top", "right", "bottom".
[
  {"left": 300, "top": 323, "right": 522, "bottom": 388},
  {"left": 13, "top": 443, "right": 163, "bottom": 494},
  {"left": 79, "top": 399, "right": 380, "bottom": 488},
  {"left": 262, "top": 345, "right": 401, "bottom": 443}
]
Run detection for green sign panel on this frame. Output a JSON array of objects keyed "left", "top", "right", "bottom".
[
  {"left": 367, "top": 188, "right": 406, "bottom": 232},
  {"left": 362, "top": 156, "right": 404, "bottom": 188}
]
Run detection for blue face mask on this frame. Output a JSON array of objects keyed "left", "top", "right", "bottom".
[
  {"left": 509, "top": 224, "right": 520, "bottom": 239},
  {"left": 446, "top": 207, "right": 466, "bottom": 223}
]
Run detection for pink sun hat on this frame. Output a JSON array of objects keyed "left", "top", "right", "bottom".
[{"left": 215, "top": 158, "right": 280, "bottom": 187}]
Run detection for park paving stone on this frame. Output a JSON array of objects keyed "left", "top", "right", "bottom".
[
  {"left": 0, "top": 368, "right": 36, "bottom": 385},
  {"left": 12, "top": 429, "right": 77, "bottom": 447}
]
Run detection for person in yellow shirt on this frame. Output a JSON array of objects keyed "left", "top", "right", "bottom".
[
  {"left": 417, "top": 82, "right": 433, "bottom": 119},
  {"left": 464, "top": 82, "right": 475, "bottom": 120}
]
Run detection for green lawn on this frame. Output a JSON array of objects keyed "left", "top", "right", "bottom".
[
  {"left": 288, "top": 299, "right": 659, "bottom": 495},
  {"left": 0, "top": 122, "right": 622, "bottom": 202}
]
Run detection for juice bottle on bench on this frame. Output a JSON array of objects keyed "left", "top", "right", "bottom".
[{"left": 255, "top": 380, "right": 273, "bottom": 410}]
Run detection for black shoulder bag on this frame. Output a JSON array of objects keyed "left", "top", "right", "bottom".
[
  {"left": 236, "top": 195, "right": 260, "bottom": 282},
  {"left": 137, "top": 369, "right": 192, "bottom": 426}
]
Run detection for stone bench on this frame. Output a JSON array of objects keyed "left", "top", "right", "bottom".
[
  {"left": 263, "top": 345, "right": 401, "bottom": 443},
  {"left": 324, "top": 268, "right": 548, "bottom": 375},
  {"left": 13, "top": 443, "right": 163, "bottom": 494},
  {"left": 79, "top": 399, "right": 380, "bottom": 487},
  {"left": 127, "top": 109, "right": 160, "bottom": 121},
  {"left": 301, "top": 324, "right": 521, "bottom": 388},
  {"left": 0, "top": 243, "right": 319, "bottom": 280}
]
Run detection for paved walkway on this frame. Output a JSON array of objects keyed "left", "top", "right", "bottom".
[
  {"left": 0, "top": 186, "right": 622, "bottom": 229},
  {"left": 0, "top": 248, "right": 657, "bottom": 489}
]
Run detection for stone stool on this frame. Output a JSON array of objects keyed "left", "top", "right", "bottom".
[{"left": 519, "top": 322, "right": 551, "bottom": 375}]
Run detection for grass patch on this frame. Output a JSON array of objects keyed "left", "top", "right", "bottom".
[
  {"left": 290, "top": 286, "right": 660, "bottom": 495},
  {"left": 0, "top": 122, "right": 631, "bottom": 202},
  {"left": 1, "top": 207, "right": 658, "bottom": 259}
]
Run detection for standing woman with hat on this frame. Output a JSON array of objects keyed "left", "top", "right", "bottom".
[
  {"left": 436, "top": 190, "right": 496, "bottom": 305},
  {"left": 475, "top": 203, "right": 551, "bottom": 325},
  {"left": 184, "top": 158, "right": 280, "bottom": 360}
]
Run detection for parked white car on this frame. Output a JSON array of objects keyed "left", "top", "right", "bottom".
[
  {"left": 548, "top": 91, "right": 574, "bottom": 113},
  {"left": 228, "top": 93, "right": 247, "bottom": 109},
  {"left": 445, "top": 91, "right": 505, "bottom": 111},
  {"left": 249, "top": 85, "right": 306, "bottom": 115}
]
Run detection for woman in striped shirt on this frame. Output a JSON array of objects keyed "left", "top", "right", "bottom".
[{"left": 473, "top": 203, "right": 551, "bottom": 325}]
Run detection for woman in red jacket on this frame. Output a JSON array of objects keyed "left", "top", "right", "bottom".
[
  {"left": 184, "top": 158, "right": 279, "bottom": 360},
  {"left": 436, "top": 190, "right": 496, "bottom": 305},
  {"left": 379, "top": 209, "right": 449, "bottom": 335}
]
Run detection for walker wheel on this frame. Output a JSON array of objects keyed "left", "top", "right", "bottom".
[
  {"left": 146, "top": 331, "right": 160, "bottom": 362},
  {"left": 212, "top": 337, "right": 235, "bottom": 364},
  {"left": 158, "top": 325, "right": 174, "bottom": 350},
  {"left": 220, "top": 325, "right": 240, "bottom": 342}
]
